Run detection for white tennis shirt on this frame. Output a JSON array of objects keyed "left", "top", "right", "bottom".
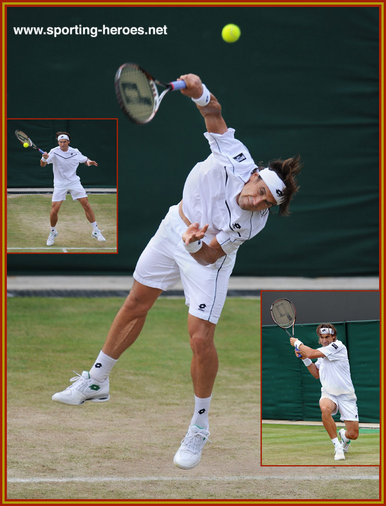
[
  {"left": 44, "top": 146, "right": 88, "bottom": 187},
  {"left": 182, "top": 128, "right": 269, "bottom": 254},
  {"left": 315, "top": 340, "right": 356, "bottom": 396}
]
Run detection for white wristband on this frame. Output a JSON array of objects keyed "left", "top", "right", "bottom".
[
  {"left": 302, "top": 358, "right": 312, "bottom": 366},
  {"left": 41, "top": 158, "right": 47, "bottom": 163},
  {"left": 191, "top": 84, "right": 211, "bottom": 107},
  {"left": 183, "top": 239, "right": 203, "bottom": 254},
  {"left": 294, "top": 339, "right": 303, "bottom": 348}
]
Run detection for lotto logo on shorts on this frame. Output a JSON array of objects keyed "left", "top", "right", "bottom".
[{"left": 198, "top": 304, "right": 206, "bottom": 311}]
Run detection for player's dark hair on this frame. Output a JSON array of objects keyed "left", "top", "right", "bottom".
[
  {"left": 316, "top": 323, "right": 337, "bottom": 343},
  {"left": 268, "top": 155, "right": 302, "bottom": 216},
  {"left": 56, "top": 131, "right": 71, "bottom": 141}
]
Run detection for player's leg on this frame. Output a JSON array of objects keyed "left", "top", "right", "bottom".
[
  {"left": 70, "top": 183, "right": 106, "bottom": 241},
  {"left": 173, "top": 315, "right": 216, "bottom": 470},
  {"left": 343, "top": 420, "right": 359, "bottom": 440},
  {"left": 47, "top": 199, "right": 63, "bottom": 246},
  {"left": 338, "top": 396, "right": 359, "bottom": 452},
  {"left": 101, "top": 281, "right": 162, "bottom": 359},
  {"left": 319, "top": 397, "right": 345, "bottom": 460},
  {"left": 77, "top": 196, "right": 96, "bottom": 223},
  {"left": 188, "top": 315, "right": 218, "bottom": 399},
  {"left": 52, "top": 217, "right": 179, "bottom": 406},
  {"left": 173, "top": 248, "right": 234, "bottom": 470},
  {"left": 76, "top": 196, "right": 106, "bottom": 241},
  {"left": 52, "top": 280, "right": 162, "bottom": 405},
  {"left": 339, "top": 420, "right": 359, "bottom": 454}
]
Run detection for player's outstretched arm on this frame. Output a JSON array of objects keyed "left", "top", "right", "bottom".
[{"left": 179, "top": 73, "right": 227, "bottom": 134}]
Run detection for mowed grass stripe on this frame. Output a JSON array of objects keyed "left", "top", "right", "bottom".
[{"left": 7, "top": 194, "right": 116, "bottom": 250}]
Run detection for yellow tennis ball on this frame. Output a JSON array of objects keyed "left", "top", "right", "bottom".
[
  {"left": 23, "top": 142, "right": 29, "bottom": 148},
  {"left": 222, "top": 24, "right": 241, "bottom": 43}
]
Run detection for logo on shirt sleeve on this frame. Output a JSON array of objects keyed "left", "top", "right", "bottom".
[
  {"left": 233, "top": 153, "right": 246, "bottom": 162},
  {"left": 331, "top": 343, "right": 338, "bottom": 349}
]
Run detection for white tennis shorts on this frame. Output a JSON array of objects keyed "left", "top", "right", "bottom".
[
  {"left": 320, "top": 390, "right": 359, "bottom": 422},
  {"left": 133, "top": 204, "right": 237, "bottom": 324},
  {"left": 52, "top": 181, "right": 87, "bottom": 202}
]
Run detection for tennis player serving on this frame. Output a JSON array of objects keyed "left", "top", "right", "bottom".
[
  {"left": 53, "top": 73, "right": 301, "bottom": 469},
  {"left": 290, "top": 324, "right": 359, "bottom": 461},
  {"left": 40, "top": 131, "right": 105, "bottom": 246}
]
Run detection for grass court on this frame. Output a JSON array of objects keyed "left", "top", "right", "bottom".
[
  {"left": 6, "top": 297, "right": 379, "bottom": 501},
  {"left": 7, "top": 193, "right": 117, "bottom": 253}
]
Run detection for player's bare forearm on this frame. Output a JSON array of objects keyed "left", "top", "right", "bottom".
[
  {"left": 197, "top": 95, "right": 228, "bottom": 134},
  {"left": 308, "top": 363, "right": 320, "bottom": 379},
  {"left": 179, "top": 73, "right": 227, "bottom": 134},
  {"left": 290, "top": 338, "right": 324, "bottom": 360}
]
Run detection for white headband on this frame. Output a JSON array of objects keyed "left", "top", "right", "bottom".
[
  {"left": 258, "top": 168, "right": 286, "bottom": 205},
  {"left": 319, "top": 327, "right": 334, "bottom": 335},
  {"left": 58, "top": 134, "right": 69, "bottom": 141}
]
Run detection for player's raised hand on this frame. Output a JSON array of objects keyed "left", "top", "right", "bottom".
[{"left": 182, "top": 222, "right": 208, "bottom": 245}]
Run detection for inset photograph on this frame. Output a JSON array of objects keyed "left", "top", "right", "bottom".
[
  {"left": 261, "top": 290, "right": 380, "bottom": 466},
  {"left": 7, "top": 119, "right": 117, "bottom": 253}
]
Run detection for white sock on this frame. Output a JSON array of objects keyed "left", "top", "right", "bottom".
[
  {"left": 190, "top": 395, "right": 212, "bottom": 429},
  {"left": 331, "top": 437, "right": 340, "bottom": 448},
  {"left": 50, "top": 227, "right": 56, "bottom": 232},
  {"left": 89, "top": 351, "right": 117, "bottom": 382},
  {"left": 91, "top": 221, "right": 98, "bottom": 231}
]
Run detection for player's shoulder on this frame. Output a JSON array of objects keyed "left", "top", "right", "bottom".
[{"left": 327, "top": 339, "right": 346, "bottom": 353}]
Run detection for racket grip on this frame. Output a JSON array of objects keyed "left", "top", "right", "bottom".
[
  {"left": 169, "top": 80, "right": 186, "bottom": 91},
  {"left": 39, "top": 149, "right": 45, "bottom": 154}
]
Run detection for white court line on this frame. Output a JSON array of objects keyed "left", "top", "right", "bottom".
[{"left": 8, "top": 474, "right": 379, "bottom": 484}]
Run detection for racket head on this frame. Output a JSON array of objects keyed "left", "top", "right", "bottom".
[
  {"left": 15, "top": 129, "right": 33, "bottom": 147},
  {"left": 270, "top": 298, "right": 296, "bottom": 329},
  {"left": 114, "top": 63, "right": 160, "bottom": 124}
]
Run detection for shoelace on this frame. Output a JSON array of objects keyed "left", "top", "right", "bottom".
[
  {"left": 181, "top": 429, "right": 210, "bottom": 453},
  {"left": 66, "top": 371, "right": 88, "bottom": 391}
]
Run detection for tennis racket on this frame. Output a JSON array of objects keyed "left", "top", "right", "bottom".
[
  {"left": 15, "top": 129, "right": 45, "bottom": 154},
  {"left": 270, "top": 298, "right": 302, "bottom": 357},
  {"left": 114, "top": 63, "right": 186, "bottom": 124}
]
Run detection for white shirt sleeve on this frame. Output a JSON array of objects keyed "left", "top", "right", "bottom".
[
  {"left": 203, "top": 128, "right": 257, "bottom": 182},
  {"left": 215, "top": 231, "right": 245, "bottom": 254},
  {"left": 317, "top": 341, "right": 344, "bottom": 362},
  {"left": 75, "top": 149, "right": 88, "bottom": 164}
]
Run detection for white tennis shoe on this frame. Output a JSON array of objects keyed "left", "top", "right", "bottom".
[
  {"left": 339, "top": 428, "right": 351, "bottom": 453},
  {"left": 92, "top": 229, "right": 106, "bottom": 241},
  {"left": 334, "top": 444, "right": 345, "bottom": 461},
  {"left": 52, "top": 371, "right": 110, "bottom": 405},
  {"left": 46, "top": 230, "right": 58, "bottom": 246},
  {"left": 173, "top": 424, "right": 210, "bottom": 470}
]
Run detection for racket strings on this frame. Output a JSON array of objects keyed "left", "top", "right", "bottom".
[
  {"left": 15, "top": 130, "right": 31, "bottom": 145},
  {"left": 117, "top": 66, "right": 157, "bottom": 123},
  {"left": 270, "top": 300, "right": 296, "bottom": 329}
]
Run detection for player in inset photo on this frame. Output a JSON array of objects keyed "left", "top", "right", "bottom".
[
  {"left": 290, "top": 323, "right": 359, "bottom": 461},
  {"left": 41, "top": 131, "right": 106, "bottom": 246}
]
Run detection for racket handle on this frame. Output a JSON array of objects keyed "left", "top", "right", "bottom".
[
  {"left": 169, "top": 80, "right": 186, "bottom": 91},
  {"left": 39, "top": 149, "right": 45, "bottom": 154}
]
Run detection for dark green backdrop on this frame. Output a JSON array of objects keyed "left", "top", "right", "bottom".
[
  {"left": 8, "top": 119, "right": 117, "bottom": 188},
  {"left": 6, "top": 6, "right": 379, "bottom": 276},
  {"left": 262, "top": 321, "right": 380, "bottom": 423}
]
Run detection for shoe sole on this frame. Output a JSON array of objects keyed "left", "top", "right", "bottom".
[
  {"left": 173, "top": 455, "right": 201, "bottom": 470},
  {"left": 52, "top": 394, "right": 110, "bottom": 405}
]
